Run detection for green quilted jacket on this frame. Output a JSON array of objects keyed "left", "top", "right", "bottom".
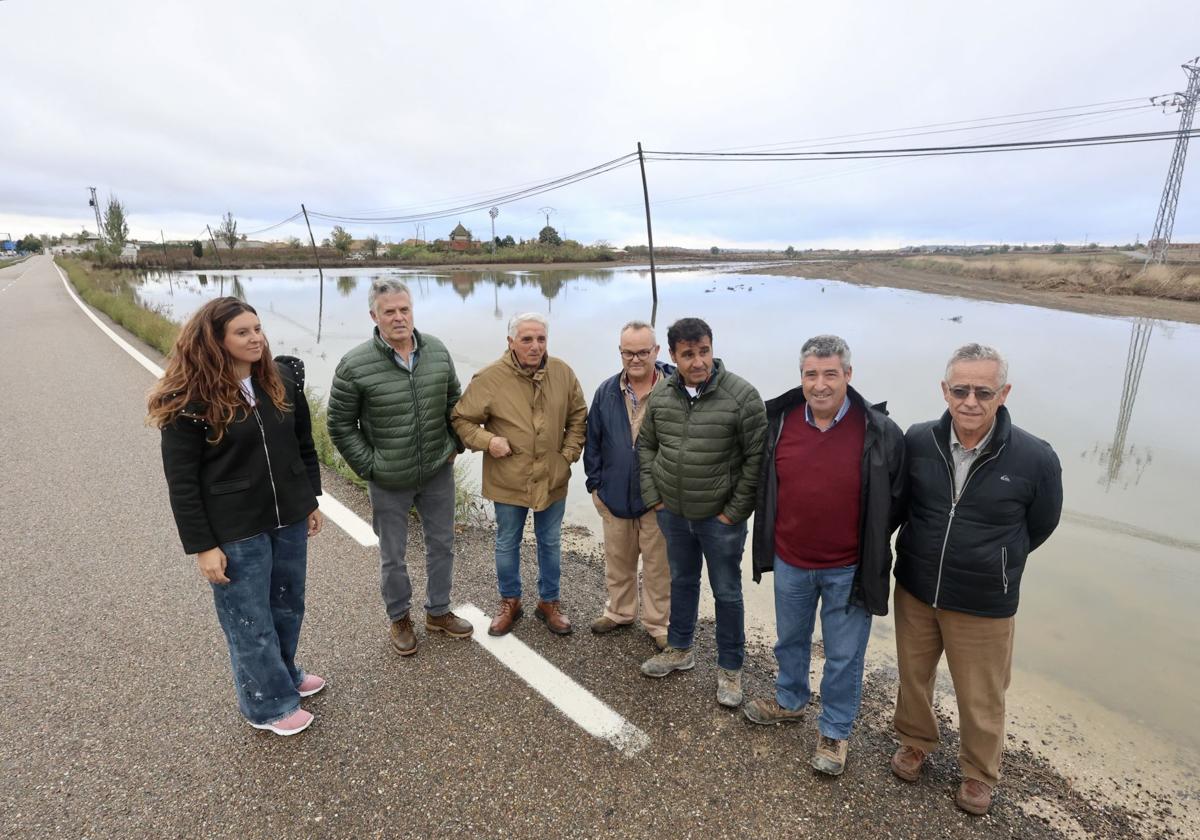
[
  {"left": 328, "top": 328, "right": 462, "bottom": 490},
  {"left": 638, "top": 360, "right": 767, "bottom": 523}
]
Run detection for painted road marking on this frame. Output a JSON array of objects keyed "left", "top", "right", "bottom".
[
  {"left": 58, "top": 260, "right": 646, "bottom": 754},
  {"left": 55, "top": 261, "right": 377, "bottom": 547},
  {"left": 457, "top": 604, "right": 650, "bottom": 757}
]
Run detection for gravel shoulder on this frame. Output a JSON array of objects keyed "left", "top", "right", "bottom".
[{"left": 0, "top": 255, "right": 1186, "bottom": 839}]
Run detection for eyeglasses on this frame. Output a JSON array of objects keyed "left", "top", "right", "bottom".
[
  {"left": 620, "top": 349, "right": 655, "bottom": 361},
  {"left": 947, "top": 384, "right": 999, "bottom": 401}
]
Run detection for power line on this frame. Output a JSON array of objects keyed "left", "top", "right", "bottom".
[
  {"left": 644, "top": 128, "right": 1200, "bottom": 162},
  {"left": 308, "top": 154, "right": 637, "bottom": 225},
  {"left": 698, "top": 96, "right": 1163, "bottom": 153}
]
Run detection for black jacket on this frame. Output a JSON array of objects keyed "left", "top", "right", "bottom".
[
  {"left": 161, "top": 357, "right": 321, "bottom": 554},
  {"left": 583, "top": 362, "right": 675, "bottom": 519},
  {"left": 894, "top": 406, "right": 1062, "bottom": 618},
  {"left": 751, "top": 386, "right": 906, "bottom": 616}
]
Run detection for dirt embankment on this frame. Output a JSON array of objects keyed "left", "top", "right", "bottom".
[{"left": 750, "top": 259, "right": 1200, "bottom": 325}]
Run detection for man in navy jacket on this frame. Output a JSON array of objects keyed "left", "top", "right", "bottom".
[
  {"left": 584, "top": 320, "right": 673, "bottom": 650},
  {"left": 890, "top": 343, "right": 1062, "bottom": 817}
]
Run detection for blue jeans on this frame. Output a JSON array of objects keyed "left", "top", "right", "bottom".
[
  {"left": 774, "top": 559, "right": 872, "bottom": 740},
  {"left": 494, "top": 499, "right": 566, "bottom": 601},
  {"left": 656, "top": 509, "right": 747, "bottom": 671},
  {"left": 211, "top": 519, "right": 309, "bottom": 725}
]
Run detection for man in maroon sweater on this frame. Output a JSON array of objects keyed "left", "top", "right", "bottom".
[{"left": 746, "top": 335, "right": 906, "bottom": 776}]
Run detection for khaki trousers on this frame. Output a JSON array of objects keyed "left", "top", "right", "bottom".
[
  {"left": 593, "top": 494, "right": 670, "bottom": 637},
  {"left": 893, "top": 584, "right": 1014, "bottom": 787}
]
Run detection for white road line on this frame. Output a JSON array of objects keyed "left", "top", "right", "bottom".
[
  {"left": 457, "top": 604, "right": 650, "bottom": 757},
  {"left": 57, "top": 259, "right": 646, "bottom": 754},
  {"left": 54, "top": 260, "right": 377, "bottom": 547}
]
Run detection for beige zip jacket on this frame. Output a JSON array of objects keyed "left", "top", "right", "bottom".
[{"left": 451, "top": 351, "right": 587, "bottom": 511}]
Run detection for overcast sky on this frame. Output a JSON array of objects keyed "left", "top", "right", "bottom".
[{"left": 2, "top": 0, "right": 1198, "bottom": 249}]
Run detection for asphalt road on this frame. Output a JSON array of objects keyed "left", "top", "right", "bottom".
[{"left": 0, "top": 256, "right": 1140, "bottom": 838}]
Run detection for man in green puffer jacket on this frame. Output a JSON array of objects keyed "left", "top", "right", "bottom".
[
  {"left": 328, "top": 279, "right": 473, "bottom": 657},
  {"left": 637, "top": 317, "right": 766, "bottom": 709}
]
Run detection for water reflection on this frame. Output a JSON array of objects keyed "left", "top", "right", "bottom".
[{"left": 132, "top": 264, "right": 1200, "bottom": 754}]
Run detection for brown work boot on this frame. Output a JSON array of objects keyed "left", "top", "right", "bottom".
[
  {"left": 955, "top": 779, "right": 994, "bottom": 816},
  {"left": 535, "top": 600, "right": 573, "bottom": 635},
  {"left": 652, "top": 634, "right": 668, "bottom": 651},
  {"left": 890, "top": 744, "right": 928, "bottom": 782},
  {"left": 426, "top": 610, "right": 474, "bottom": 639},
  {"left": 743, "top": 697, "right": 805, "bottom": 725},
  {"left": 488, "top": 598, "right": 523, "bottom": 636},
  {"left": 811, "top": 734, "right": 849, "bottom": 776},
  {"left": 589, "top": 615, "right": 629, "bottom": 634},
  {"left": 389, "top": 614, "right": 417, "bottom": 656}
]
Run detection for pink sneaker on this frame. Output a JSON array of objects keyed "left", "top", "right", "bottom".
[
  {"left": 297, "top": 674, "right": 326, "bottom": 698},
  {"left": 249, "top": 708, "right": 313, "bottom": 736}
]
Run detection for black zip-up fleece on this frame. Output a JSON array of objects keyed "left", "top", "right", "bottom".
[
  {"left": 894, "top": 406, "right": 1062, "bottom": 618},
  {"left": 161, "top": 356, "right": 321, "bottom": 554}
]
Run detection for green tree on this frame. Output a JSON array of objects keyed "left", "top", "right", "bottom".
[
  {"left": 710, "top": 246, "right": 720, "bottom": 255},
  {"left": 1050, "top": 242, "right": 1066, "bottom": 254},
  {"left": 538, "top": 225, "right": 562, "bottom": 246},
  {"left": 285, "top": 235, "right": 302, "bottom": 249},
  {"left": 216, "top": 211, "right": 239, "bottom": 251},
  {"left": 330, "top": 225, "right": 353, "bottom": 254},
  {"left": 784, "top": 245, "right": 795, "bottom": 257},
  {"left": 501, "top": 235, "right": 516, "bottom": 248},
  {"left": 191, "top": 239, "right": 204, "bottom": 257},
  {"left": 363, "top": 235, "right": 380, "bottom": 257},
  {"left": 18, "top": 235, "right": 43, "bottom": 253},
  {"left": 103, "top": 197, "right": 129, "bottom": 249}
]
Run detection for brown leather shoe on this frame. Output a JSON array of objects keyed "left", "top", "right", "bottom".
[
  {"left": 589, "top": 615, "right": 629, "bottom": 634},
  {"left": 652, "top": 634, "right": 668, "bottom": 651},
  {"left": 389, "top": 614, "right": 417, "bottom": 656},
  {"left": 535, "top": 600, "right": 573, "bottom": 635},
  {"left": 426, "top": 610, "right": 473, "bottom": 639},
  {"left": 488, "top": 598, "right": 522, "bottom": 636},
  {"left": 890, "top": 744, "right": 928, "bottom": 782},
  {"left": 955, "top": 779, "right": 993, "bottom": 815}
]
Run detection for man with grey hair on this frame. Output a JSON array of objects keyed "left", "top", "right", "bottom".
[
  {"left": 584, "top": 320, "right": 674, "bottom": 649},
  {"left": 328, "top": 278, "right": 473, "bottom": 657},
  {"left": 452, "top": 312, "right": 587, "bottom": 637},
  {"left": 744, "top": 334, "right": 906, "bottom": 777},
  {"left": 890, "top": 343, "right": 1062, "bottom": 816}
]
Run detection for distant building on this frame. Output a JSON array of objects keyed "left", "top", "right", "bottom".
[{"left": 446, "top": 222, "right": 478, "bottom": 252}]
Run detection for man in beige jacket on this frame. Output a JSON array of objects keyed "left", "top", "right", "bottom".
[{"left": 451, "top": 313, "right": 587, "bottom": 637}]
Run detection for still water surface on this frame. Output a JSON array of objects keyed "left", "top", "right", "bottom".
[{"left": 136, "top": 264, "right": 1200, "bottom": 761}]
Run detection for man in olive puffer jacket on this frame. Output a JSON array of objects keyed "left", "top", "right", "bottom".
[
  {"left": 328, "top": 279, "right": 473, "bottom": 657},
  {"left": 637, "top": 317, "right": 766, "bottom": 709}
]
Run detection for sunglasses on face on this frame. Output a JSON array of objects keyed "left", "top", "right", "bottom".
[{"left": 947, "top": 384, "right": 999, "bottom": 402}]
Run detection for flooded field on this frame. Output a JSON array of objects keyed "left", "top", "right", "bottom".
[{"left": 135, "top": 264, "right": 1200, "bottom": 790}]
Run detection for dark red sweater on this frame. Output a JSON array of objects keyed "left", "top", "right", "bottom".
[{"left": 774, "top": 401, "right": 865, "bottom": 569}]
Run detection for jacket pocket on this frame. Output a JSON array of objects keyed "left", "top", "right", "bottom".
[
  {"left": 1000, "top": 546, "right": 1009, "bottom": 594},
  {"left": 210, "top": 477, "right": 252, "bottom": 495}
]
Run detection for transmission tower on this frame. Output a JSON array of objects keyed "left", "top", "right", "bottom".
[
  {"left": 1145, "top": 57, "right": 1200, "bottom": 265},
  {"left": 88, "top": 187, "right": 106, "bottom": 243}
]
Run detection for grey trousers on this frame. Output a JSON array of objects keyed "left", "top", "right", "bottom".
[{"left": 369, "top": 462, "right": 456, "bottom": 621}]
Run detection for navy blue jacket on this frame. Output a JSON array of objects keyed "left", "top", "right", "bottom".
[
  {"left": 895, "top": 406, "right": 1062, "bottom": 618},
  {"left": 584, "top": 362, "right": 674, "bottom": 519}
]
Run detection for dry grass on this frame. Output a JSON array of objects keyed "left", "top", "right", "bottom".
[{"left": 897, "top": 254, "right": 1200, "bottom": 302}]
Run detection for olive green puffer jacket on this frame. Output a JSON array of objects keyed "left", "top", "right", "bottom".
[
  {"left": 638, "top": 360, "right": 767, "bottom": 523},
  {"left": 328, "top": 328, "right": 461, "bottom": 490}
]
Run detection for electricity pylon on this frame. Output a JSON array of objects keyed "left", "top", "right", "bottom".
[{"left": 1145, "top": 57, "right": 1200, "bottom": 265}]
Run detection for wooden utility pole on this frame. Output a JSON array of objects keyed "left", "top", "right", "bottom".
[
  {"left": 301, "top": 204, "right": 325, "bottom": 343},
  {"left": 637, "top": 142, "right": 658, "bottom": 310},
  {"left": 206, "top": 225, "right": 222, "bottom": 266}
]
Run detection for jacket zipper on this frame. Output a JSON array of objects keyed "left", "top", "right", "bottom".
[
  {"left": 407, "top": 369, "right": 425, "bottom": 486},
  {"left": 929, "top": 428, "right": 1005, "bottom": 608},
  {"left": 1000, "top": 546, "right": 1009, "bottom": 594},
  {"left": 253, "top": 406, "right": 283, "bottom": 528}
]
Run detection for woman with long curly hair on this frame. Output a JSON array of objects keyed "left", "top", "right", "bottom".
[{"left": 148, "top": 296, "right": 325, "bottom": 736}]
